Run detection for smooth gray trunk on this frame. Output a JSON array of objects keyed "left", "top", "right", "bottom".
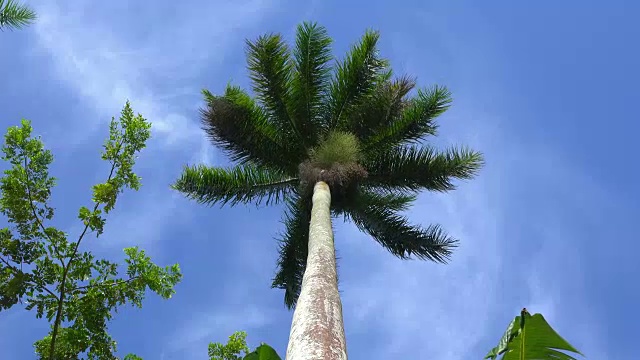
[{"left": 285, "top": 181, "right": 347, "bottom": 360}]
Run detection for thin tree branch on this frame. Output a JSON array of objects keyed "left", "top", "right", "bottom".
[
  {"left": 49, "top": 140, "right": 122, "bottom": 360},
  {"left": 22, "top": 156, "right": 65, "bottom": 268},
  {"left": 72, "top": 276, "right": 142, "bottom": 293}
]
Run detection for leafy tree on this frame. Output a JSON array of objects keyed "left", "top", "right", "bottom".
[
  {"left": 209, "top": 332, "right": 281, "bottom": 360},
  {"left": 485, "top": 308, "right": 584, "bottom": 360},
  {"left": 209, "top": 331, "right": 250, "bottom": 360},
  {"left": 172, "top": 21, "right": 483, "bottom": 359},
  {"left": 0, "top": 102, "right": 182, "bottom": 359},
  {"left": 0, "top": 0, "right": 36, "bottom": 31}
]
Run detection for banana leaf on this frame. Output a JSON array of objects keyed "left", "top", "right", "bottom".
[
  {"left": 244, "top": 344, "right": 282, "bottom": 360},
  {"left": 484, "top": 308, "right": 584, "bottom": 360}
]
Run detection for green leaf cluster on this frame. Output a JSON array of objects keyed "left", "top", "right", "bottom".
[
  {"left": 208, "top": 332, "right": 281, "bottom": 360},
  {"left": 0, "top": 102, "right": 181, "bottom": 359},
  {"left": 208, "top": 331, "right": 250, "bottom": 360}
]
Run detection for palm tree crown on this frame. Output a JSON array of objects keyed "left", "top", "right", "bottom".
[{"left": 173, "top": 22, "right": 484, "bottom": 308}]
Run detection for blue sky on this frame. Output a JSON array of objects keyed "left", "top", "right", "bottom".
[{"left": 0, "top": 0, "right": 638, "bottom": 359}]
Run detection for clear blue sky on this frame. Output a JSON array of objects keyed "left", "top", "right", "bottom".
[{"left": 1, "top": 0, "right": 638, "bottom": 359}]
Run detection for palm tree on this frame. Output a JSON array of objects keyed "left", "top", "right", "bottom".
[
  {"left": 173, "top": 22, "right": 483, "bottom": 360},
  {"left": 0, "top": 0, "right": 36, "bottom": 31}
]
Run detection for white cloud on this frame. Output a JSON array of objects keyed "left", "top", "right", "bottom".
[
  {"left": 31, "top": 0, "right": 274, "bottom": 148},
  {"left": 26, "top": 0, "right": 279, "bottom": 256}
]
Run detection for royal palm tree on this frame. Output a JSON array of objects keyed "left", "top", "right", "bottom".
[
  {"left": 0, "top": 0, "right": 36, "bottom": 31},
  {"left": 173, "top": 22, "right": 483, "bottom": 360}
]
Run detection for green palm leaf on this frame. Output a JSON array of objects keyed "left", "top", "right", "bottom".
[
  {"left": 201, "top": 87, "right": 297, "bottom": 173},
  {"left": 349, "top": 75, "right": 415, "bottom": 142},
  {"left": 0, "top": 0, "right": 36, "bottom": 31},
  {"left": 363, "top": 85, "right": 451, "bottom": 152},
  {"left": 326, "top": 29, "right": 389, "bottom": 131},
  {"left": 289, "top": 22, "right": 333, "bottom": 147},
  {"left": 171, "top": 164, "right": 297, "bottom": 207},
  {"left": 485, "top": 309, "right": 584, "bottom": 360},
  {"left": 271, "top": 194, "right": 311, "bottom": 309},
  {"left": 365, "top": 145, "right": 483, "bottom": 192},
  {"left": 346, "top": 190, "right": 457, "bottom": 262},
  {"left": 337, "top": 188, "right": 416, "bottom": 213},
  {"left": 246, "top": 33, "right": 303, "bottom": 149}
]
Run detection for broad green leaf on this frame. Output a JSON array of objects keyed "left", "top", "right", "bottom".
[
  {"left": 485, "top": 309, "right": 584, "bottom": 360},
  {"left": 244, "top": 344, "right": 282, "bottom": 360},
  {"left": 484, "top": 316, "right": 519, "bottom": 359}
]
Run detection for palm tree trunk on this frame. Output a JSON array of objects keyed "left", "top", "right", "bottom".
[{"left": 285, "top": 181, "right": 347, "bottom": 360}]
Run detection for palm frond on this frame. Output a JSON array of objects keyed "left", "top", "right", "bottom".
[
  {"left": 325, "top": 29, "right": 389, "bottom": 131},
  {"left": 171, "top": 164, "right": 297, "bottom": 207},
  {"left": 0, "top": 0, "right": 36, "bottom": 31},
  {"left": 246, "top": 34, "right": 305, "bottom": 147},
  {"left": 365, "top": 145, "right": 483, "bottom": 192},
  {"left": 346, "top": 193, "right": 457, "bottom": 262},
  {"left": 289, "top": 22, "right": 333, "bottom": 147},
  {"left": 363, "top": 85, "right": 451, "bottom": 152},
  {"left": 201, "top": 87, "right": 298, "bottom": 173},
  {"left": 358, "top": 189, "right": 416, "bottom": 212},
  {"left": 349, "top": 75, "right": 415, "bottom": 141},
  {"left": 335, "top": 187, "right": 416, "bottom": 214},
  {"left": 272, "top": 194, "right": 311, "bottom": 309}
]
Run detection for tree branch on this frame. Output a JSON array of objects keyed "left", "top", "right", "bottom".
[
  {"left": 21, "top": 156, "right": 65, "bottom": 268},
  {"left": 49, "top": 140, "right": 122, "bottom": 360},
  {"left": 72, "top": 276, "right": 142, "bottom": 293}
]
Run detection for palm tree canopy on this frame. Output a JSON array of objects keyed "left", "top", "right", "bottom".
[
  {"left": 0, "top": 0, "right": 36, "bottom": 31},
  {"left": 173, "top": 22, "right": 484, "bottom": 308}
]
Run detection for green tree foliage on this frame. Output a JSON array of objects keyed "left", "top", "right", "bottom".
[
  {"left": 208, "top": 331, "right": 250, "bottom": 360},
  {"left": 208, "top": 332, "right": 281, "bottom": 360},
  {"left": 173, "top": 21, "right": 484, "bottom": 308},
  {"left": 485, "top": 308, "right": 584, "bottom": 360},
  {"left": 0, "top": 0, "right": 35, "bottom": 31},
  {"left": 0, "top": 102, "right": 182, "bottom": 359}
]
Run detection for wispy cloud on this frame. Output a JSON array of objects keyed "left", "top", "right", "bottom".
[
  {"left": 31, "top": 0, "right": 274, "bottom": 149},
  {"left": 27, "top": 0, "right": 279, "bottom": 256}
]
